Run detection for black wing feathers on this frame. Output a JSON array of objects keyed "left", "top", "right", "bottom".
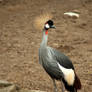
[{"left": 49, "top": 47, "right": 74, "bottom": 69}]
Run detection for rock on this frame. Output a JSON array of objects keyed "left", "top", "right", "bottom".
[
  {"left": 8, "top": 85, "right": 19, "bottom": 92},
  {"left": 0, "top": 86, "right": 16, "bottom": 92},
  {"left": 0, "top": 80, "right": 13, "bottom": 87},
  {"left": 0, "top": 80, "right": 46, "bottom": 92},
  {"left": 19, "top": 89, "right": 46, "bottom": 92},
  {"left": 0, "top": 0, "right": 3, "bottom": 2}
]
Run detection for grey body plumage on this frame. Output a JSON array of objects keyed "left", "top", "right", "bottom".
[
  {"left": 38, "top": 20, "right": 81, "bottom": 92},
  {"left": 39, "top": 46, "right": 63, "bottom": 80},
  {"left": 39, "top": 45, "right": 74, "bottom": 80}
]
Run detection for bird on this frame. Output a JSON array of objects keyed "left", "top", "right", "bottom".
[{"left": 38, "top": 19, "right": 81, "bottom": 92}]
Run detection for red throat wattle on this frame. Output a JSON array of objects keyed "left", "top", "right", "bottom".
[{"left": 45, "top": 30, "right": 48, "bottom": 35}]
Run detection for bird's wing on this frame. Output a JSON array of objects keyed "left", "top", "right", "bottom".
[
  {"left": 39, "top": 47, "right": 64, "bottom": 79},
  {"left": 48, "top": 47, "right": 74, "bottom": 70}
]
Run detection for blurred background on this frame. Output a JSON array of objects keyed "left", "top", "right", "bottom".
[{"left": 0, "top": 0, "right": 92, "bottom": 92}]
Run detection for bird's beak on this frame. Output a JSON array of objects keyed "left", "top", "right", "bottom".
[{"left": 51, "top": 25, "right": 56, "bottom": 29}]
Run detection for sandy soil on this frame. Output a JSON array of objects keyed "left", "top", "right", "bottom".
[{"left": 0, "top": 0, "right": 92, "bottom": 92}]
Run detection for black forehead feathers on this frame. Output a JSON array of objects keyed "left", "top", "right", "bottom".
[{"left": 46, "top": 20, "right": 54, "bottom": 26}]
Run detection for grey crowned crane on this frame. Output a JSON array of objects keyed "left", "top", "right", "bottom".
[{"left": 39, "top": 20, "right": 81, "bottom": 92}]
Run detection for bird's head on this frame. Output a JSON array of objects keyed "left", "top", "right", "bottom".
[
  {"left": 33, "top": 13, "right": 55, "bottom": 31},
  {"left": 44, "top": 20, "right": 56, "bottom": 30}
]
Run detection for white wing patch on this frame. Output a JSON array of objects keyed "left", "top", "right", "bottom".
[{"left": 57, "top": 63, "right": 75, "bottom": 85}]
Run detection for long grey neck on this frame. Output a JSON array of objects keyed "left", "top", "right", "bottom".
[{"left": 40, "top": 28, "right": 48, "bottom": 47}]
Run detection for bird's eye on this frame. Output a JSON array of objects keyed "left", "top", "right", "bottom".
[{"left": 45, "top": 24, "right": 50, "bottom": 29}]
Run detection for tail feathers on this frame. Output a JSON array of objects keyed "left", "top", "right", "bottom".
[
  {"left": 62, "top": 73, "right": 81, "bottom": 92},
  {"left": 74, "top": 74, "right": 82, "bottom": 90}
]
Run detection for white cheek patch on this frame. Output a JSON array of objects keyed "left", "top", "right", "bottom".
[
  {"left": 57, "top": 63, "right": 75, "bottom": 86},
  {"left": 45, "top": 24, "right": 50, "bottom": 29}
]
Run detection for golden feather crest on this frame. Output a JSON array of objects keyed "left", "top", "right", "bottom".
[{"left": 34, "top": 13, "right": 53, "bottom": 30}]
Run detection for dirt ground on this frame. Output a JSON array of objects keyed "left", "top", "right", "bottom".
[{"left": 0, "top": 0, "right": 92, "bottom": 92}]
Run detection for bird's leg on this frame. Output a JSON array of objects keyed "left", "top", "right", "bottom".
[
  {"left": 52, "top": 79, "right": 58, "bottom": 92},
  {"left": 74, "top": 88, "right": 77, "bottom": 92},
  {"left": 61, "top": 81, "right": 65, "bottom": 92}
]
